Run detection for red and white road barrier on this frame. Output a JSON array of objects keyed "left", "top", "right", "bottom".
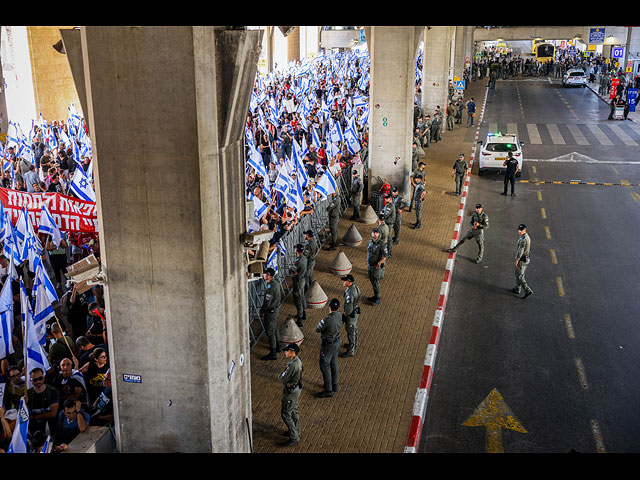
[{"left": 404, "top": 88, "right": 489, "bottom": 453}]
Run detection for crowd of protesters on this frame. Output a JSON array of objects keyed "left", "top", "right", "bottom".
[{"left": 0, "top": 115, "right": 108, "bottom": 453}]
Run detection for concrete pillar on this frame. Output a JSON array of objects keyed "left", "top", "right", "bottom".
[
  {"left": 421, "top": 26, "right": 454, "bottom": 121},
  {"left": 365, "top": 26, "right": 423, "bottom": 197},
  {"left": 287, "top": 26, "right": 300, "bottom": 62},
  {"left": 64, "top": 26, "right": 261, "bottom": 452}
]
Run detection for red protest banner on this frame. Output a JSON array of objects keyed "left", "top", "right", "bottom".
[{"left": 0, "top": 187, "right": 98, "bottom": 233}]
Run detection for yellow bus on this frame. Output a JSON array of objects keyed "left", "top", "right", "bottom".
[{"left": 536, "top": 43, "right": 555, "bottom": 63}]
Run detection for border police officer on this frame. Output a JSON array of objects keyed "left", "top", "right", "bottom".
[
  {"left": 451, "top": 154, "right": 468, "bottom": 196},
  {"left": 350, "top": 170, "right": 363, "bottom": 220},
  {"left": 278, "top": 343, "right": 303, "bottom": 446},
  {"left": 260, "top": 267, "right": 282, "bottom": 360},
  {"left": 382, "top": 195, "right": 396, "bottom": 256},
  {"left": 303, "top": 230, "right": 318, "bottom": 292},
  {"left": 513, "top": 224, "right": 533, "bottom": 298},
  {"left": 392, "top": 187, "right": 408, "bottom": 245},
  {"left": 412, "top": 177, "right": 426, "bottom": 229},
  {"left": 339, "top": 275, "right": 361, "bottom": 358},
  {"left": 447, "top": 203, "right": 489, "bottom": 263},
  {"left": 367, "top": 228, "right": 388, "bottom": 306},
  {"left": 291, "top": 243, "right": 308, "bottom": 327},
  {"left": 326, "top": 193, "right": 340, "bottom": 250},
  {"left": 315, "top": 298, "right": 343, "bottom": 398}
]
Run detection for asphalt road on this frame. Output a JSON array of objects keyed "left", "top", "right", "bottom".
[{"left": 419, "top": 76, "right": 640, "bottom": 453}]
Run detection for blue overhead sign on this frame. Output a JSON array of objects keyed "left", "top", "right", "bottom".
[
  {"left": 612, "top": 47, "right": 625, "bottom": 58},
  {"left": 454, "top": 80, "right": 465, "bottom": 90},
  {"left": 589, "top": 28, "right": 605, "bottom": 43}
]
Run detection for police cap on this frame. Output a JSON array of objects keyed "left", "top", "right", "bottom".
[
  {"left": 475, "top": 203, "right": 482, "bottom": 209},
  {"left": 340, "top": 274, "right": 355, "bottom": 283},
  {"left": 518, "top": 224, "right": 527, "bottom": 231},
  {"left": 283, "top": 343, "right": 300, "bottom": 354},
  {"left": 264, "top": 267, "right": 275, "bottom": 277},
  {"left": 295, "top": 243, "right": 305, "bottom": 253},
  {"left": 329, "top": 298, "right": 340, "bottom": 310},
  {"left": 304, "top": 230, "right": 313, "bottom": 237}
]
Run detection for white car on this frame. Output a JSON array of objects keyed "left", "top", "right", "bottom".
[
  {"left": 562, "top": 69, "right": 587, "bottom": 87},
  {"left": 477, "top": 133, "right": 524, "bottom": 177}
]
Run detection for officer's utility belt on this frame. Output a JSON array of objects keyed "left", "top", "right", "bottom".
[
  {"left": 284, "top": 381, "right": 302, "bottom": 393},
  {"left": 520, "top": 254, "right": 530, "bottom": 262},
  {"left": 322, "top": 336, "right": 340, "bottom": 343}
]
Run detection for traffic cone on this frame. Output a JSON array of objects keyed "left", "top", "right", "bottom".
[
  {"left": 362, "top": 205, "right": 378, "bottom": 224},
  {"left": 330, "top": 250, "right": 352, "bottom": 275},
  {"left": 279, "top": 316, "right": 304, "bottom": 348},
  {"left": 305, "top": 281, "right": 328, "bottom": 309},
  {"left": 342, "top": 224, "right": 362, "bottom": 247}
]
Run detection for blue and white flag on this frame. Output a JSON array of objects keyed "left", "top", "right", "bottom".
[
  {"left": 247, "top": 145, "right": 268, "bottom": 179},
  {"left": 251, "top": 195, "right": 269, "bottom": 220},
  {"left": 313, "top": 170, "right": 338, "bottom": 199},
  {"left": 38, "top": 203, "right": 64, "bottom": 248},
  {"left": 58, "top": 127, "right": 71, "bottom": 146},
  {"left": 0, "top": 309, "right": 14, "bottom": 360},
  {"left": 32, "top": 274, "right": 54, "bottom": 346},
  {"left": 311, "top": 127, "right": 323, "bottom": 151},
  {"left": 267, "top": 247, "right": 278, "bottom": 276},
  {"left": 292, "top": 139, "right": 309, "bottom": 188},
  {"left": 69, "top": 164, "right": 96, "bottom": 202},
  {"left": 33, "top": 260, "right": 58, "bottom": 305},
  {"left": 25, "top": 298, "right": 51, "bottom": 386},
  {"left": 344, "top": 125, "right": 361, "bottom": 155},
  {"left": 7, "top": 397, "right": 29, "bottom": 453},
  {"left": 274, "top": 168, "right": 291, "bottom": 197},
  {"left": 19, "top": 208, "right": 43, "bottom": 273},
  {"left": 329, "top": 119, "right": 344, "bottom": 145}
]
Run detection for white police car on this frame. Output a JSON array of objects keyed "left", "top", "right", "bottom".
[
  {"left": 477, "top": 132, "right": 524, "bottom": 177},
  {"left": 562, "top": 69, "right": 587, "bottom": 87}
]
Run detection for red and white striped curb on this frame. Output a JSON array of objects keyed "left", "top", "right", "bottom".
[{"left": 404, "top": 88, "right": 489, "bottom": 453}]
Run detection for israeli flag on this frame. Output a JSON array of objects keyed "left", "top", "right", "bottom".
[
  {"left": 69, "top": 164, "right": 96, "bottom": 202},
  {"left": 32, "top": 275, "right": 55, "bottom": 346},
  {"left": 274, "top": 169, "right": 291, "bottom": 197},
  {"left": 344, "top": 126, "right": 361, "bottom": 155},
  {"left": 267, "top": 248, "right": 278, "bottom": 276},
  {"left": 7, "top": 398, "right": 29, "bottom": 453},
  {"left": 58, "top": 127, "right": 71, "bottom": 147},
  {"left": 329, "top": 120, "right": 344, "bottom": 145},
  {"left": 313, "top": 170, "right": 338, "bottom": 200},
  {"left": 6, "top": 122, "right": 20, "bottom": 149},
  {"left": 19, "top": 279, "right": 30, "bottom": 332},
  {"left": 47, "top": 125, "right": 58, "bottom": 151},
  {"left": 72, "top": 138, "right": 82, "bottom": 164},
  {"left": 2, "top": 212, "right": 23, "bottom": 266},
  {"left": 252, "top": 195, "right": 269, "bottom": 220},
  {"left": 292, "top": 140, "right": 309, "bottom": 187},
  {"left": 38, "top": 203, "right": 64, "bottom": 248},
  {"left": 25, "top": 300, "right": 51, "bottom": 385},
  {"left": 33, "top": 260, "right": 58, "bottom": 304},
  {"left": 353, "top": 94, "right": 368, "bottom": 109},
  {"left": 248, "top": 145, "right": 268, "bottom": 180},
  {"left": 0, "top": 310, "right": 14, "bottom": 360},
  {"left": 312, "top": 127, "right": 323, "bottom": 150},
  {"left": 20, "top": 209, "right": 43, "bottom": 273}
]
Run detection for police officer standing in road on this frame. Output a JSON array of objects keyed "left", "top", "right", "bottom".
[
  {"left": 502, "top": 152, "right": 519, "bottom": 196},
  {"left": 315, "top": 298, "right": 343, "bottom": 398},
  {"left": 291, "top": 243, "right": 308, "bottom": 327},
  {"left": 326, "top": 193, "right": 341, "bottom": 250},
  {"left": 303, "top": 230, "right": 319, "bottom": 292},
  {"left": 513, "top": 224, "right": 533, "bottom": 298},
  {"left": 451, "top": 153, "right": 469, "bottom": 196},
  {"left": 391, "top": 187, "right": 408, "bottom": 245},
  {"left": 382, "top": 194, "right": 396, "bottom": 257},
  {"left": 350, "top": 169, "right": 363, "bottom": 220},
  {"left": 339, "top": 274, "right": 361, "bottom": 358},
  {"left": 260, "top": 267, "right": 282, "bottom": 361},
  {"left": 278, "top": 343, "right": 303, "bottom": 446},
  {"left": 447, "top": 203, "right": 489, "bottom": 263},
  {"left": 367, "top": 228, "right": 388, "bottom": 306},
  {"left": 412, "top": 176, "right": 426, "bottom": 229}
]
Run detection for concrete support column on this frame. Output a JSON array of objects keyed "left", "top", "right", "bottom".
[
  {"left": 65, "top": 26, "right": 261, "bottom": 452},
  {"left": 421, "top": 26, "right": 454, "bottom": 120},
  {"left": 365, "top": 26, "right": 423, "bottom": 197},
  {"left": 287, "top": 26, "right": 300, "bottom": 62}
]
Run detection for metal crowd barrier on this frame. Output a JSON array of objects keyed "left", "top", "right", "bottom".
[{"left": 248, "top": 165, "right": 352, "bottom": 349}]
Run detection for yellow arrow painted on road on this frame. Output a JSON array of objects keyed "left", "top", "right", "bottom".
[{"left": 462, "top": 388, "right": 528, "bottom": 453}]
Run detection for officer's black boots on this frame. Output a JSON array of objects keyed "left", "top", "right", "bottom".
[{"left": 261, "top": 349, "right": 277, "bottom": 360}]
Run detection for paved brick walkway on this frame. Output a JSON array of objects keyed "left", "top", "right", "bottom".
[{"left": 249, "top": 80, "right": 486, "bottom": 453}]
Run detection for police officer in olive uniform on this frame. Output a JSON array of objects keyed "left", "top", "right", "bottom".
[
  {"left": 391, "top": 187, "right": 408, "bottom": 245},
  {"left": 339, "top": 274, "right": 361, "bottom": 358},
  {"left": 315, "top": 298, "right": 343, "bottom": 398},
  {"left": 382, "top": 194, "right": 396, "bottom": 256},
  {"left": 278, "top": 343, "right": 303, "bottom": 446},
  {"left": 447, "top": 203, "right": 489, "bottom": 263},
  {"left": 259, "top": 267, "right": 282, "bottom": 360},
  {"left": 326, "top": 193, "right": 341, "bottom": 250},
  {"left": 367, "top": 228, "right": 388, "bottom": 306},
  {"left": 409, "top": 162, "right": 426, "bottom": 212},
  {"left": 412, "top": 177, "right": 426, "bottom": 229},
  {"left": 502, "top": 152, "right": 519, "bottom": 196},
  {"left": 512, "top": 224, "right": 533, "bottom": 298},
  {"left": 350, "top": 170, "right": 363, "bottom": 220},
  {"left": 291, "top": 244, "right": 308, "bottom": 327},
  {"left": 375, "top": 212, "right": 390, "bottom": 254},
  {"left": 451, "top": 153, "right": 468, "bottom": 196},
  {"left": 303, "top": 230, "right": 318, "bottom": 292}
]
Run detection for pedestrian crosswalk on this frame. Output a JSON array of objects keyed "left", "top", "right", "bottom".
[{"left": 483, "top": 121, "right": 640, "bottom": 147}]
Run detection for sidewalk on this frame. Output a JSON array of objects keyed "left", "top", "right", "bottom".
[
  {"left": 249, "top": 79, "right": 488, "bottom": 453},
  {"left": 586, "top": 77, "right": 639, "bottom": 123}
]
